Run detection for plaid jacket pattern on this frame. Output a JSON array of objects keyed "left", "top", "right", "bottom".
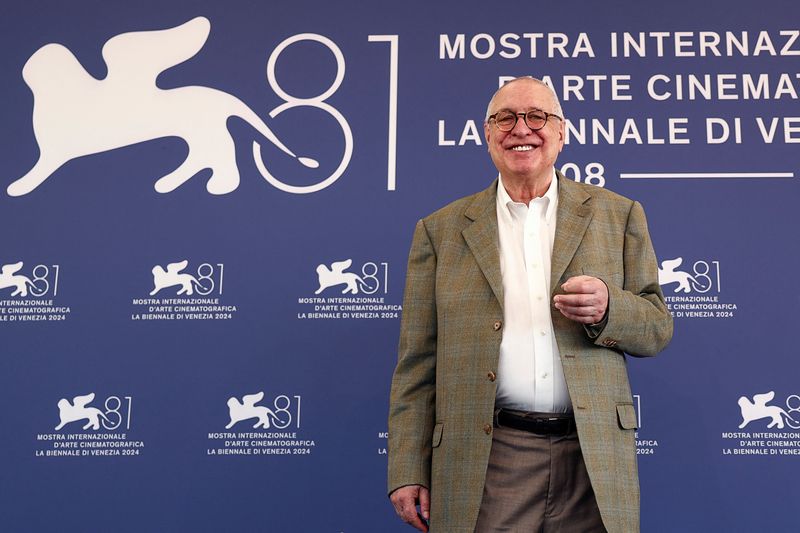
[{"left": 388, "top": 174, "right": 673, "bottom": 533}]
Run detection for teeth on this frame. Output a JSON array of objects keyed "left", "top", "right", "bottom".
[{"left": 511, "top": 145, "right": 533, "bottom": 151}]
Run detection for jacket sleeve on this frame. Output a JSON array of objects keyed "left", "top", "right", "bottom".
[
  {"left": 590, "top": 200, "right": 673, "bottom": 356},
  {"left": 387, "top": 219, "right": 438, "bottom": 494}
]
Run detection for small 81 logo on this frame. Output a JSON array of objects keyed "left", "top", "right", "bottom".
[
  {"left": 314, "top": 259, "right": 389, "bottom": 295},
  {"left": 54, "top": 392, "right": 132, "bottom": 431},
  {"left": 658, "top": 257, "right": 720, "bottom": 294},
  {"left": 0, "top": 261, "right": 60, "bottom": 297},
  {"left": 225, "top": 392, "right": 302, "bottom": 429},
  {"left": 149, "top": 260, "right": 224, "bottom": 296}
]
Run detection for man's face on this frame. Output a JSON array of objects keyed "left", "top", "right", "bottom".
[{"left": 484, "top": 80, "right": 565, "bottom": 182}]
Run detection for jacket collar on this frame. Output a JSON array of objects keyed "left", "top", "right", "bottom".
[
  {"left": 460, "top": 172, "right": 595, "bottom": 307},
  {"left": 462, "top": 180, "right": 503, "bottom": 306},
  {"left": 551, "top": 175, "right": 594, "bottom": 292}
]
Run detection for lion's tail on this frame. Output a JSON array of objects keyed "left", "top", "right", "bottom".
[
  {"left": 234, "top": 100, "right": 319, "bottom": 169},
  {"left": 267, "top": 408, "right": 291, "bottom": 427},
  {"left": 357, "top": 274, "right": 380, "bottom": 293},
  {"left": 235, "top": 102, "right": 293, "bottom": 155},
  {"left": 686, "top": 273, "right": 711, "bottom": 292},
  {"left": 782, "top": 409, "right": 799, "bottom": 425},
  {"left": 190, "top": 276, "right": 213, "bottom": 294}
]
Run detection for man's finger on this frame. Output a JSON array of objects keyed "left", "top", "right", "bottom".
[
  {"left": 390, "top": 486, "right": 429, "bottom": 532},
  {"left": 561, "top": 275, "right": 597, "bottom": 294},
  {"left": 557, "top": 307, "right": 603, "bottom": 324},
  {"left": 419, "top": 486, "right": 431, "bottom": 520},
  {"left": 556, "top": 303, "right": 598, "bottom": 317},
  {"left": 554, "top": 293, "right": 599, "bottom": 307},
  {"left": 401, "top": 507, "right": 427, "bottom": 532},
  {"left": 397, "top": 498, "right": 425, "bottom": 531}
]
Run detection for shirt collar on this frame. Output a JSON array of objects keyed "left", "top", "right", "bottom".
[{"left": 496, "top": 169, "right": 559, "bottom": 222}]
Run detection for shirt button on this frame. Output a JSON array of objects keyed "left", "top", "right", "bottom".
[
  {"left": 542, "top": 372, "right": 549, "bottom": 379},
  {"left": 539, "top": 330, "right": 546, "bottom": 336},
  {"left": 493, "top": 321, "right": 502, "bottom": 331},
  {"left": 483, "top": 424, "right": 493, "bottom": 435},
  {"left": 487, "top": 371, "right": 496, "bottom": 382}
]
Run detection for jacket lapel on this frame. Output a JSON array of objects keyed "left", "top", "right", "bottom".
[
  {"left": 462, "top": 181, "right": 504, "bottom": 308},
  {"left": 550, "top": 174, "right": 594, "bottom": 293}
]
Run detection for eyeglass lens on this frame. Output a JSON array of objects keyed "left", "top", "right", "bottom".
[{"left": 494, "top": 111, "right": 547, "bottom": 131}]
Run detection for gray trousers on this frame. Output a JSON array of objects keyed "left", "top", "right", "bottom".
[{"left": 474, "top": 423, "right": 606, "bottom": 533}]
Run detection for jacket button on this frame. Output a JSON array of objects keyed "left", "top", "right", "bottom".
[
  {"left": 493, "top": 320, "right": 502, "bottom": 331},
  {"left": 487, "top": 371, "right": 496, "bottom": 382},
  {"left": 483, "top": 424, "right": 492, "bottom": 435}
]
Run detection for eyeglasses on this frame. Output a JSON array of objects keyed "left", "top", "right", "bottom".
[{"left": 487, "top": 109, "right": 563, "bottom": 132}]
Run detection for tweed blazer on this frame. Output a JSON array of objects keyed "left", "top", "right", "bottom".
[{"left": 388, "top": 173, "right": 673, "bottom": 533}]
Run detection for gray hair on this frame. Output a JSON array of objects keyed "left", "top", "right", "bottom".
[{"left": 485, "top": 76, "right": 564, "bottom": 122}]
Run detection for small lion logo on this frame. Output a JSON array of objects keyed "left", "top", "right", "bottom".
[
  {"left": 315, "top": 259, "right": 370, "bottom": 295},
  {"left": 150, "top": 260, "right": 205, "bottom": 296},
  {"left": 738, "top": 391, "right": 799, "bottom": 429},
  {"left": 225, "top": 392, "right": 287, "bottom": 429},
  {"left": 657, "top": 257, "right": 709, "bottom": 293},
  {"left": 55, "top": 393, "right": 109, "bottom": 431},
  {"left": 0, "top": 262, "right": 36, "bottom": 296}
]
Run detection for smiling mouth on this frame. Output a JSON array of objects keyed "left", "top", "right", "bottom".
[{"left": 510, "top": 145, "right": 534, "bottom": 152}]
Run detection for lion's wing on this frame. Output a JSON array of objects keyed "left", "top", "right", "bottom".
[
  {"left": 72, "top": 392, "right": 95, "bottom": 408},
  {"left": 331, "top": 259, "right": 353, "bottom": 272},
  {"left": 1, "top": 261, "right": 24, "bottom": 275},
  {"left": 166, "top": 260, "right": 189, "bottom": 274},
  {"left": 101, "top": 17, "right": 210, "bottom": 85},
  {"left": 242, "top": 392, "right": 265, "bottom": 406},
  {"left": 661, "top": 257, "right": 683, "bottom": 270},
  {"left": 753, "top": 391, "right": 775, "bottom": 405}
]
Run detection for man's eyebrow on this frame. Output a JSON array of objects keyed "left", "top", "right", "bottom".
[{"left": 493, "top": 107, "right": 545, "bottom": 113}]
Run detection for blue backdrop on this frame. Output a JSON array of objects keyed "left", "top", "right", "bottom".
[{"left": 1, "top": 1, "right": 798, "bottom": 531}]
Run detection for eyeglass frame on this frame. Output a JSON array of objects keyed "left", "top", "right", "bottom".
[{"left": 487, "top": 109, "right": 563, "bottom": 132}]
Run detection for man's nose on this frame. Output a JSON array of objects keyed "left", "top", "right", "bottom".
[{"left": 510, "top": 113, "right": 534, "bottom": 135}]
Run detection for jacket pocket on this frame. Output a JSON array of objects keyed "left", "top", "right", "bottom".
[
  {"left": 616, "top": 403, "right": 638, "bottom": 430},
  {"left": 431, "top": 422, "right": 444, "bottom": 447}
]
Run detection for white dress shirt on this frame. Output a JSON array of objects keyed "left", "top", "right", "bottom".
[{"left": 495, "top": 171, "right": 572, "bottom": 413}]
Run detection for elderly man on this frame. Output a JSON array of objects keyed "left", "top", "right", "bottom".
[{"left": 388, "top": 77, "right": 672, "bottom": 533}]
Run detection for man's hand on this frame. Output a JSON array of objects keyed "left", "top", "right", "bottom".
[
  {"left": 390, "top": 484, "right": 430, "bottom": 532},
  {"left": 553, "top": 275, "right": 608, "bottom": 325}
]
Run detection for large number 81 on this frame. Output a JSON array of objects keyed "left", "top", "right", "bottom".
[{"left": 252, "top": 34, "right": 398, "bottom": 194}]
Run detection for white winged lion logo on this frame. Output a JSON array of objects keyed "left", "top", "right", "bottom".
[
  {"left": 150, "top": 259, "right": 206, "bottom": 296},
  {"left": 55, "top": 393, "right": 110, "bottom": 431},
  {"left": 315, "top": 259, "right": 369, "bottom": 295},
  {"left": 225, "top": 392, "right": 288, "bottom": 429},
  {"left": 7, "top": 16, "right": 317, "bottom": 197},
  {"left": 738, "top": 391, "right": 799, "bottom": 429},
  {"left": 657, "top": 257, "right": 710, "bottom": 293},
  {"left": 0, "top": 262, "right": 36, "bottom": 296}
]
